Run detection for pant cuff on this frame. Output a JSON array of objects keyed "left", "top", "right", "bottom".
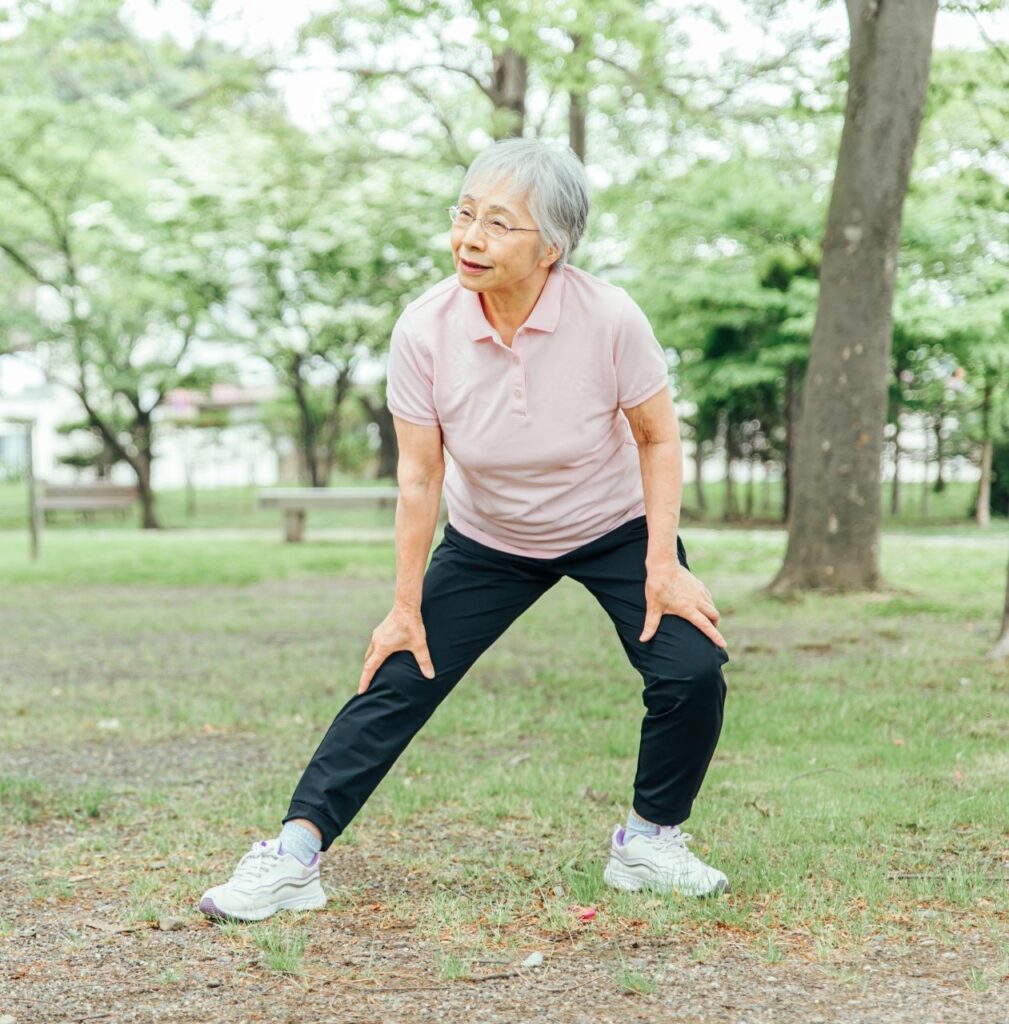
[
  {"left": 282, "top": 803, "right": 342, "bottom": 853},
  {"left": 632, "top": 797, "right": 692, "bottom": 829}
]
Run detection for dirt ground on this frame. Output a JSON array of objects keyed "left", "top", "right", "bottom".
[
  {"left": 2, "top": 736, "right": 1007, "bottom": 1024},
  {"left": 3, "top": 866, "right": 1008, "bottom": 1024}
]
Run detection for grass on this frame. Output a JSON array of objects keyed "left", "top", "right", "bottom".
[
  {"left": 1, "top": 524, "right": 1008, "bottom": 971},
  {"left": 0, "top": 774, "right": 111, "bottom": 824},
  {"left": 249, "top": 922, "right": 311, "bottom": 976},
  {"left": 612, "top": 942, "right": 662, "bottom": 994}
]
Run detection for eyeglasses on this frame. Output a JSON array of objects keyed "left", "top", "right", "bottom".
[{"left": 447, "top": 205, "right": 540, "bottom": 239}]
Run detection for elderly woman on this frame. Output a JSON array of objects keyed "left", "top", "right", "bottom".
[{"left": 200, "top": 139, "right": 730, "bottom": 923}]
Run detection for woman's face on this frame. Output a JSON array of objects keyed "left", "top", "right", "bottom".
[{"left": 451, "top": 178, "right": 559, "bottom": 295}]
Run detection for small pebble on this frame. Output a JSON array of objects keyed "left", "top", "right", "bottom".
[
  {"left": 522, "top": 952, "right": 544, "bottom": 968},
  {"left": 1, "top": 1014, "right": 17, "bottom": 1024},
  {"left": 158, "top": 917, "right": 186, "bottom": 932},
  {"left": 207, "top": 980, "right": 223, "bottom": 988}
]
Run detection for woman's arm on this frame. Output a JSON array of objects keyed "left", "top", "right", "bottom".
[
  {"left": 392, "top": 417, "right": 445, "bottom": 611},
  {"left": 624, "top": 390, "right": 725, "bottom": 648},
  {"left": 357, "top": 416, "right": 445, "bottom": 694},
  {"left": 623, "top": 389, "right": 682, "bottom": 568}
]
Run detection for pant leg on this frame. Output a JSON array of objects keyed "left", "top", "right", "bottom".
[
  {"left": 556, "top": 515, "right": 729, "bottom": 827},
  {"left": 283, "top": 523, "right": 559, "bottom": 850}
]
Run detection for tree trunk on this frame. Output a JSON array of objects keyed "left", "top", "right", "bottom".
[
  {"left": 990, "top": 550, "right": 1009, "bottom": 659},
  {"left": 320, "top": 365, "right": 353, "bottom": 485},
  {"left": 745, "top": 457, "right": 755, "bottom": 519},
  {"left": 723, "top": 416, "right": 737, "bottom": 521},
  {"left": 569, "top": 91, "right": 586, "bottom": 163},
  {"left": 132, "top": 414, "right": 160, "bottom": 529},
  {"left": 920, "top": 436, "right": 930, "bottom": 516},
  {"left": 567, "top": 32, "right": 586, "bottom": 162},
  {"left": 490, "top": 47, "right": 527, "bottom": 139},
  {"left": 361, "top": 394, "right": 399, "bottom": 480},
  {"left": 132, "top": 454, "right": 159, "bottom": 529},
  {"left": 976, "top": 379, "right": 992, "bottom": 528},
  {"left": 289, "top": 356, "right": 322, "bottom": 487},
  {"left": 783, "top": 363, "right": 801, "bottom": 523},
  {"left": 770, "top": 0, "right": 938, "bottom": 592},
  {"left": 693, "top": 441, "right": 707, "bottom": 513},
  {"left": 890, "top": 410, "right": 902, "bottom": 515},
  {"left": 933, "top": 404, "right": 946, "bottom": 493},
  {"left": 976, "top": 439, "right": 993, "bottom": 527}
]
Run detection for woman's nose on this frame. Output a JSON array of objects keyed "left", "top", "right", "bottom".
[{"left": 461, "top": 219, "right": 486, "bottom": 246}]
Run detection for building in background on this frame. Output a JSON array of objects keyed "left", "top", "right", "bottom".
[{"left": 0, "top": 356, "right": 286, "bottom": 489}]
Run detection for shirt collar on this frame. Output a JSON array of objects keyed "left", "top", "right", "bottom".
[{"left": 461, "top": 266, "right": 566, "bottom": 343}]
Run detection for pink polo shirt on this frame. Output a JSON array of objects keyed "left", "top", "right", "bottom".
[{"left": 385, "top": 263, "right": 670, "bottom": 558}]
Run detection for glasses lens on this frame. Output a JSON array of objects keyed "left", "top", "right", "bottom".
[{"left": 484, "top": 220, "right": 507, "bottom": 238}]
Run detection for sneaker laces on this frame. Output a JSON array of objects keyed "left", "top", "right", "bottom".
[
  {"left": 652, "top": 828, "right": 695, "bottom": 852},
  {"left": 230, "top": 842, "right": 282, "bottom": 884}
]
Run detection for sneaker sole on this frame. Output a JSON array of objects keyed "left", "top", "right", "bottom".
[
  {"left": 603, "top": 862, "right": 730, "bottom": 898},
  {"left": 199, "top": 890, "right": 327, "bottom": 923}
]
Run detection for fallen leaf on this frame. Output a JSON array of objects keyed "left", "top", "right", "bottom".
[{"left": 569, "top": 904, "right": 597, "bottom": 922}]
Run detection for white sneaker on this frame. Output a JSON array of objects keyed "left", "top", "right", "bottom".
[
  {"left": 199, "top": 838, "right": 327, "bottom": 922},
  {"left": 603, "top": 823, "right": 730, "bottom": 897}
]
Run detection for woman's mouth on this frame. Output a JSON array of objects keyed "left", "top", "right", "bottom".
[{"left": 460, "top": 258, "right": 490, "bottom": 274}]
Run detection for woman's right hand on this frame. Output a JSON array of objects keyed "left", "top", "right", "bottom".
[{"left": 357, "top": 604, "right": 436, "bottom": 695}]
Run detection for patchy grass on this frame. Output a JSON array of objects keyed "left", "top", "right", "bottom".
[{"left": 1, "top": 525, "right": 1008, "bottom": 1020}]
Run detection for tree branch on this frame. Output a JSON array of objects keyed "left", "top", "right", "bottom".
[
  {"left": 350, "top": 62, "right": 495, "bottom": 105},
  {"left": 969, "top": 8, "right": 1009, "bottom": 68},
  {"left": 0, "top": 240, "right": 56, "bottom": 288},
  {"left": 0, "top": 163, "right": 69, "bottom": 254},
  {"left": 399, "top": 78, "right": 470, "bottom": 167}
]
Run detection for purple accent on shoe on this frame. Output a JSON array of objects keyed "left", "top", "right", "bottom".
[
  {"left": 200, "top": 896, "right": 223, "bottom": 918},
  {"left": 615, "top": 827, "right": 627, "bottom": 846},
  {"left": 278, "top": 841, "right": 319, "bottom": 868},
  {"left": 260, "top": 840, "right": 268, "bottom": 847}
]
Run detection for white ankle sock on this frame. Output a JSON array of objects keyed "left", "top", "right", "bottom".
[
  {"left": 278, "top": 821, "right": 322, "bottom": 866},
  {"left": 625, "top": 808, "right": 661, "bottom": 841}
]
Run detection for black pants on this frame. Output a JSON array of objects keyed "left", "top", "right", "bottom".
[{"left": 284, "top": 515, "right": 729, "bottom": 851}]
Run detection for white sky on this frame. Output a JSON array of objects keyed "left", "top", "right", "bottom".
[
  {"left": 123, "top": 0, "right": 1009, "bottom": 132},
  {"left": 2, "top": 0, "right": 1007, "bottom": 395}
]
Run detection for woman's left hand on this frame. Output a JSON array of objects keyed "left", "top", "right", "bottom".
[{"left": 640, "top": 560, "right": 726, "bottom": 648}]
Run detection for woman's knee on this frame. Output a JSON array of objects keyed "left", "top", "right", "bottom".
[{"left": 642, "top": 650, "right": 726, "bottom": 715}]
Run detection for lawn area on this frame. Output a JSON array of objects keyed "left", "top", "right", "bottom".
[{"left": 1, "top": 526, "right": 1008, "bottom": 1021}]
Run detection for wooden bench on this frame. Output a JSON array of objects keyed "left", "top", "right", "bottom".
[
  {"left": 38, "top": 482, "right": 139, "bottom": 521},
  {"left": 258, "top": 487, "right": 447, "bottom": 542}
]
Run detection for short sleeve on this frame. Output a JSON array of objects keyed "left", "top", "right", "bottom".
[
  {"left": 385, "top": 315, "right": 440, "bottom": 427},
  {"left": 614, "top": 290, "right": 670, "bottom": 409}
]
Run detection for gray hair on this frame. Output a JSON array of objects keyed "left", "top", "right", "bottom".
[{"left": 459, "top": 138, "right": 590, "bottom": 270}]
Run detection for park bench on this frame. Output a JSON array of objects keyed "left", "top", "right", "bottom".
[
  {"left": 37, "top": 482, "right": 140, "bottom": 522},
  {"left": 258, "top": 486, "right": 447, "bottom": 542}
]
